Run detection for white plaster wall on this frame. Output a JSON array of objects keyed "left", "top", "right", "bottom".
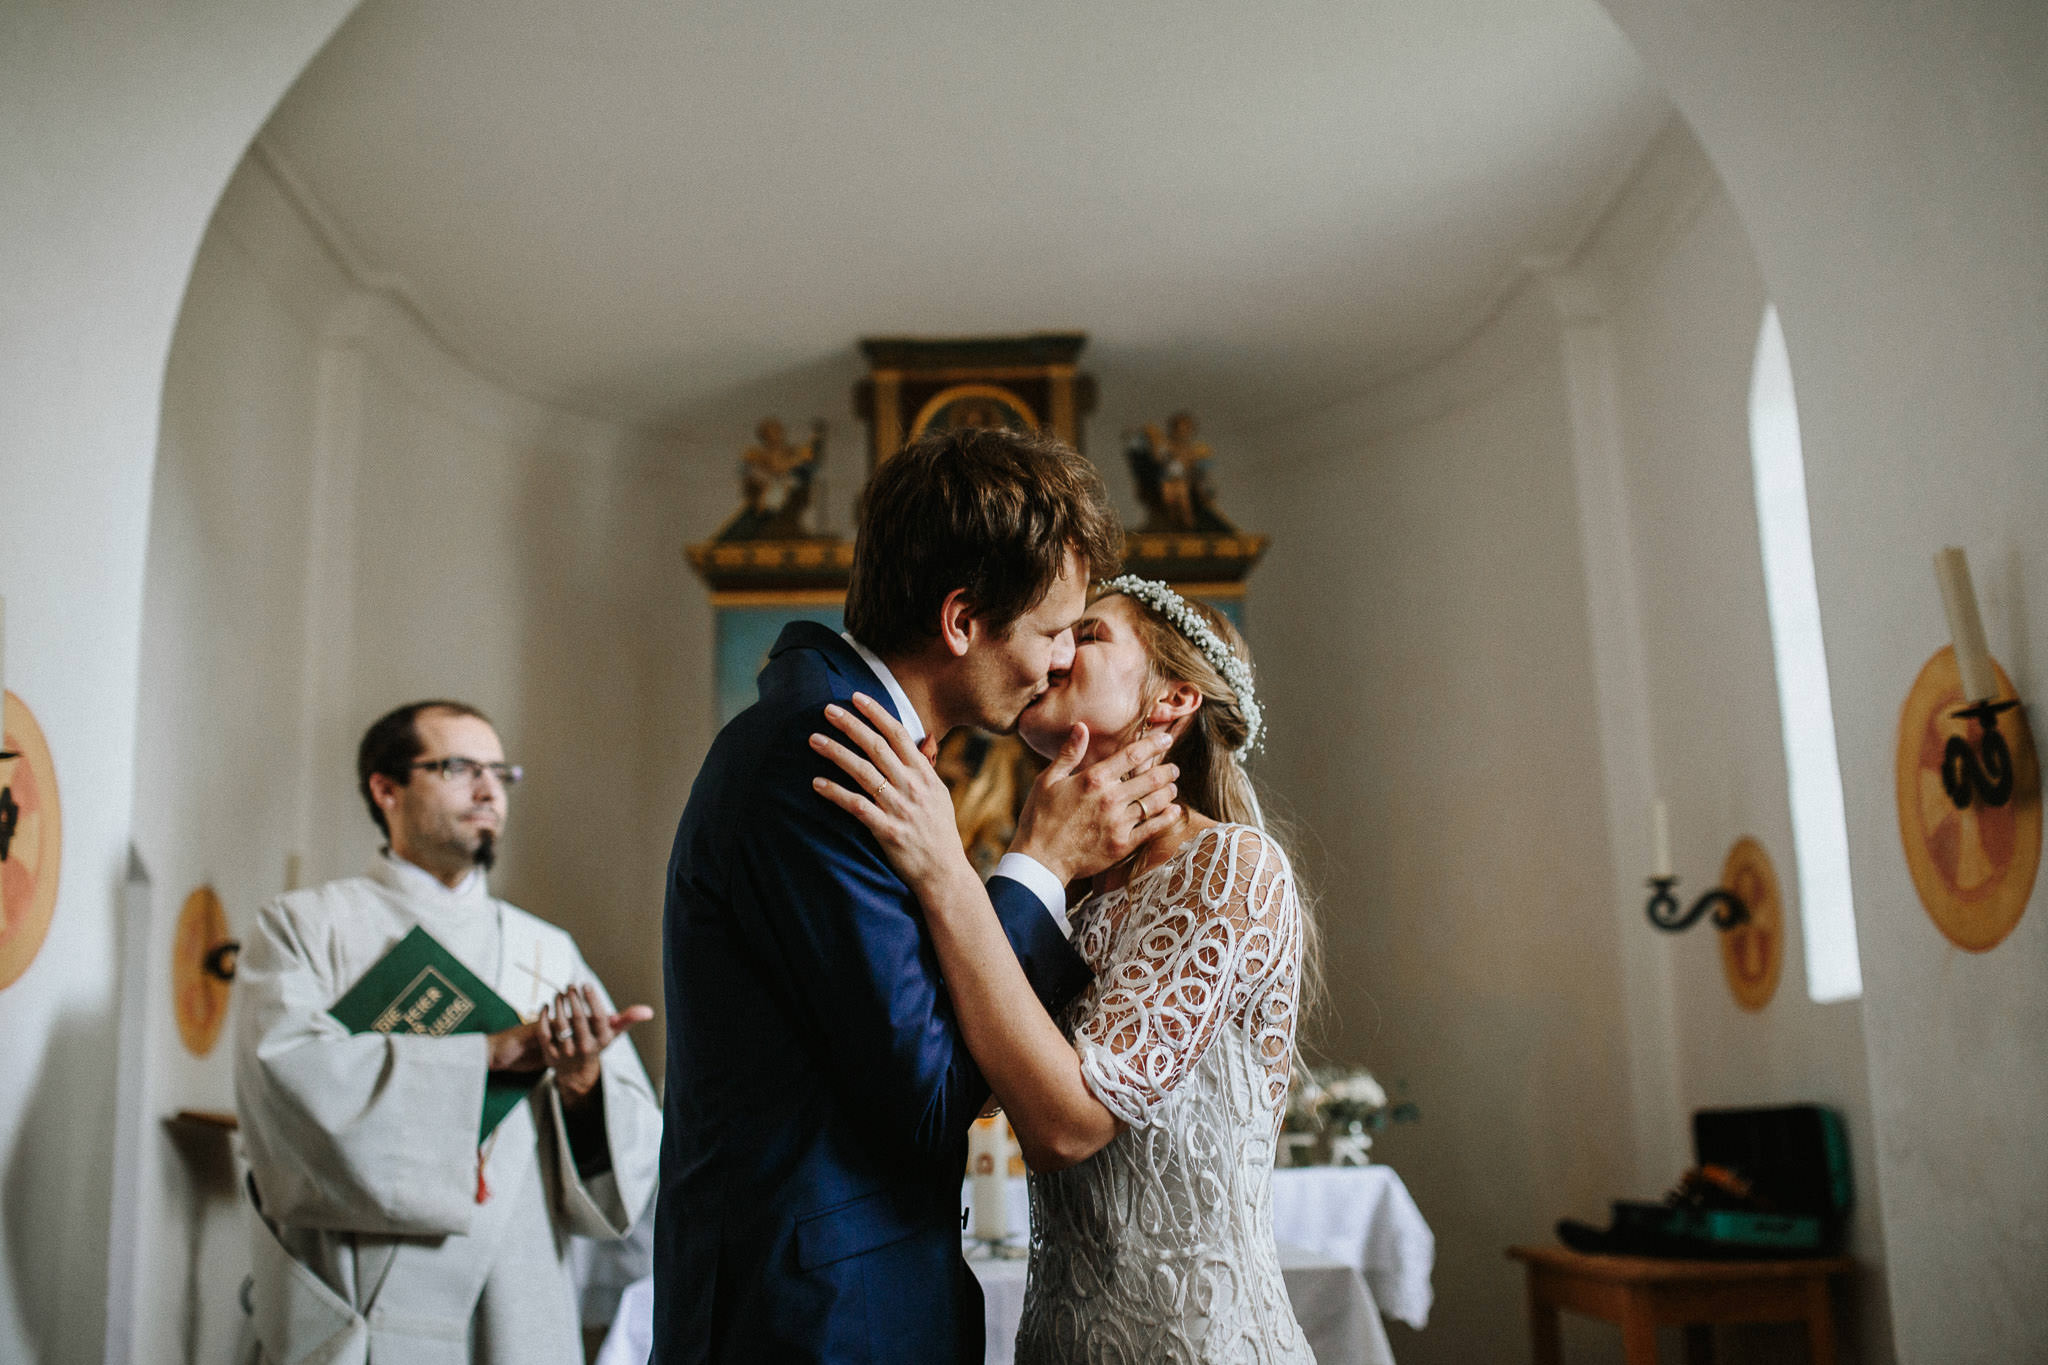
[
  {"left": 129, "top": 189, "right": 332, "bottom": 1365},
  {"left": 0, "top": 5, "right": 359, "bottom": 1362},
  {"left": 126, "top": 147, "right": 725, "bottom": 1359},
  {"left": 1234, "top": 120, "right": 1906, "bottom": 1361},
  {"left": 334, "top": 312, "right": 717, "bottom": 1056},
  {"left": 1584, "top": 138, "right": 1892, "bottom": 1362},
  {"left": 1233, "top": 284, "right": 1638, "bottom": 1365},
  {"left": 1595, "top": 3, "right": 2048, "bottom": 1357}
]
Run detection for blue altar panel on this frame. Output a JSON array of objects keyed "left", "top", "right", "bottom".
[{"left": 716, "top": 603, "right": 844, "bottom": 726}]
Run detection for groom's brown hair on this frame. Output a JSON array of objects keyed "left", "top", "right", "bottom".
[{"left": 846, "top": 426, "right": 1121, "bottom": 657}]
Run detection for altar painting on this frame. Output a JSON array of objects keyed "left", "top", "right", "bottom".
[{"left": 717, "top": 602, "right": 845, "bottom": 727}]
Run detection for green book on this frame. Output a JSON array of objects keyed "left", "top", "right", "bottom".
[{"left": 328, "top": 925, "right": 538, "bottom": 1141}]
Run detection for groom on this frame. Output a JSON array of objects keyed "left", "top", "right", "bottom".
[{"left": 654, "top": 426, "right": 1177, "bottom": 1363}]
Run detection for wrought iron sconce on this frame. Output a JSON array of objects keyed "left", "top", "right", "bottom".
[
  {"left": 0, "top": 747, "right": 17, "bottom": 863},
  {"left": 1645, "top": 876, "right": 1749, "bottom": 934},
  {"left": 202, "top": 940, "right": 241, "bottom": 982},
  {"left": 1934, "top": 547, "right": 2023, "bottom": 811},
  {"left": 1942, "top": 697, "right": 2019, "bottom": 810}
]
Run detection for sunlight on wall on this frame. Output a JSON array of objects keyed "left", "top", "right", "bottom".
[{"left": 1748, "top": 306, "right": 1862, "bottom": 1003}]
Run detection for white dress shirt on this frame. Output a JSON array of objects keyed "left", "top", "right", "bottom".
[{"left": 842, "top": 631, "right": 1071, "bottom": 937}]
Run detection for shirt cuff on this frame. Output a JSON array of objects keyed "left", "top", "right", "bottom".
[{"left": 992, "top": 853, "right": 1072, "bottom": 939}]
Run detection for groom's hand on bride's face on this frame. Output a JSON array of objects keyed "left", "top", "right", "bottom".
[{"left": 1010, "top": 726, "right": 1180, "bottom": 886}]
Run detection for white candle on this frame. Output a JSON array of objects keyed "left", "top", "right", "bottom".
[
  {"left": 1651, "top": 798, "right": 1673, "bottom": 879},
  {"left": 1934, "top": 547, "right": 1997, "bottom": 703},
  {"left": 968, "top": 1116, "right": 1009, "bottom": 1241}
]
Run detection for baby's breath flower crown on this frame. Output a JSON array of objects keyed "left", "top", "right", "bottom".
[{"left": 1099, "top": 574, "right": 1264, "bottom": 759}]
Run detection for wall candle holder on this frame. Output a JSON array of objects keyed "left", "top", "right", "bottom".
[
  {"left": 1895, "top": 645, "right": 2040, "bottom": 952},
  {"left": 1933, "top": 547, "right": 2021, "bottom": 811},
  {"left": 1644, "top": 876, "right": 1749, "bottom": 934},
  {"left": 203, "top": 942, "right": 240, "bottom": 981},
  {"left": 1942, "top": 697, "right": 2019, "bottom": 809}
]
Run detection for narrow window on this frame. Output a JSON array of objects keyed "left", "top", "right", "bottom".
[{"left": 1749, "top": 306, "right": 1861, "bottom": 1002}]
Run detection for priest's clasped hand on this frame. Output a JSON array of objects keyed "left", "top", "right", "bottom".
[{"left": 487, "top": 984, "right": 655, "bottom": 1111}]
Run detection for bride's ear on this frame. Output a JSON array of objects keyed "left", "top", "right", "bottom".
[{"left": 1146, "top": 681, "right": 1203, "bottom": 736}]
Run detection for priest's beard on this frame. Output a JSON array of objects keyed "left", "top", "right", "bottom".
[{"left": 473, "top": 828, "right": 497, "bottom": 872}]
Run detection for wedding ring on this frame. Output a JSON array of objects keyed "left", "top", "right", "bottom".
[{"left": 555, "top": 1028, "right": 573, "bottom": 1043}]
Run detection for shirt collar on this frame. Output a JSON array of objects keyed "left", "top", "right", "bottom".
[
  {"left": 840, "top": 631, "right": 927, "bottom": 744},
  {"left": 380, "top": 850, "right": 486, "bottom": 902}
]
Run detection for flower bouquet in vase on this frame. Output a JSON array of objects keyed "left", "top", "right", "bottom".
[{"left": 1281, "top": 1065, "right": 1419, "bottom": 1166}]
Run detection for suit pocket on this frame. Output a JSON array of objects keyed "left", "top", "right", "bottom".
[{"left": 793, "top": 1185, "right": 925, "bottom": 1271}]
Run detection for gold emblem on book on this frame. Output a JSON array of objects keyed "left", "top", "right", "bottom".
[{"left": 368, "top": 966, "right": 477, "bottom": 1036}]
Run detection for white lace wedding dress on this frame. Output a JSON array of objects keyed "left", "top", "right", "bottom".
[{"left": 1016, "top": 823, "right": 1314, "bottom": 1365}]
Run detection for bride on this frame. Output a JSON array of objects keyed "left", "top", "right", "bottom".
[{"left": 811, "top": 575, "right": 1317, "bottom": 1364}]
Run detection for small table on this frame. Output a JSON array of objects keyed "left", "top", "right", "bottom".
[{"left": 1507, "top": 1245, "right": 1852, "bottom": 1365}]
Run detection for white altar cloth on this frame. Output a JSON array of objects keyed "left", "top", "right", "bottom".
[
  {"left": 959, "top": 1163, "right": 1434, "bottom": 1329},
  {"left": 1267, "top": 1165, "right": 1435, "bottom": 1329}
]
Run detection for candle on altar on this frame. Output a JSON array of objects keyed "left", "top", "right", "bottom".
[
  {"left": 968, "top": 1115, "right": 1010, "bottom": 1242},
  {"left": 1651, "top": 798, "right": 1673, "bottom": 880},
  {"left": 1934, "top": 547, "right": 1997, "bottom": 704}
]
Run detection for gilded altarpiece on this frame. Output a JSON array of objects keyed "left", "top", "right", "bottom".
[{"left": 688, "top": 333, "right": 1265, "bottom": 821}]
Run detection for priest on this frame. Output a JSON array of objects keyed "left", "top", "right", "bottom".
[{"left": 233, "top": 700, "right": 660, "bottom": 1365}]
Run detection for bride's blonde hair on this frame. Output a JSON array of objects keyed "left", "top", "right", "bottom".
[{"left": 1098, "top": 586, "right": 1324, "bottom": 1028}]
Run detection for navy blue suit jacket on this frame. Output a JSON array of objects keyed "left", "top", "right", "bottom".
[{"left": 653, "top": 623, "right": 1091, "bottom": 1364}]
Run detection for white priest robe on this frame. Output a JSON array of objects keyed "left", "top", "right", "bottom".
[{"left": 233, "top": 856, "right": 661, "bottom": 1365}]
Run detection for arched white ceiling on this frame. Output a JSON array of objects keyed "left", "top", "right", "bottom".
[{"left": 260, "top": 0, "right": 1668, "bottom": 433}]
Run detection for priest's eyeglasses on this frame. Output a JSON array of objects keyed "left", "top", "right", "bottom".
[{"left": 410, "top": 757, "right": 524, "bottom": 788}]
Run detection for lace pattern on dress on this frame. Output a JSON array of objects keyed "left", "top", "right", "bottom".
[
  {"left": 1073, "top": 824, "right": 1299, "bottom": 1130},
  {"left": 1016, "top": 823, "right": 1313, "bottom": 1365}
]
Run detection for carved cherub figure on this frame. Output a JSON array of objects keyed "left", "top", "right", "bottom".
[
  {"left": 1124, "top": 410, "right": 1234, "bottom": 532},
  {"left": 723, "top": 417, "right": 826, "bottom": 540}
]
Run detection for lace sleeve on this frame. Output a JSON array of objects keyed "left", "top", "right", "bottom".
[{"left": 1074, "top": 825, "right": 1301, "bottom": 1128}]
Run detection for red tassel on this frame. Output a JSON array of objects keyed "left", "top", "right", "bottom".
[{"left": 476, "top": 1157, "right": 491, "bottom": 1204}]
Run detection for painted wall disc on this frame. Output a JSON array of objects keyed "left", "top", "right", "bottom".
[
  {"left": 173, "top": 885, "right": 234, "bottom": 1056},
  {"left": 1894, "top": 646, "right": 2040, "bottom": 952},
  {"left": 0, "top": 692, "right": 62, "bottom": 990},
  {"left": 1719, "top": 836, "right": 1782, "bottom": 1011}
]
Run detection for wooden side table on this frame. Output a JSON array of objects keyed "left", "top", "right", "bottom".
[{"left": 1507, "top": 1245, "right": 1852, "bottom": 1365}]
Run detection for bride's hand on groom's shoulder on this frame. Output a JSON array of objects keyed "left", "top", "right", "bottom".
[
  {"left": 1010, "top": 727, "right": 1180, "bottom": 887},
  {"left": 811, "top": 693, "right": 978, "bottom": 899}
]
